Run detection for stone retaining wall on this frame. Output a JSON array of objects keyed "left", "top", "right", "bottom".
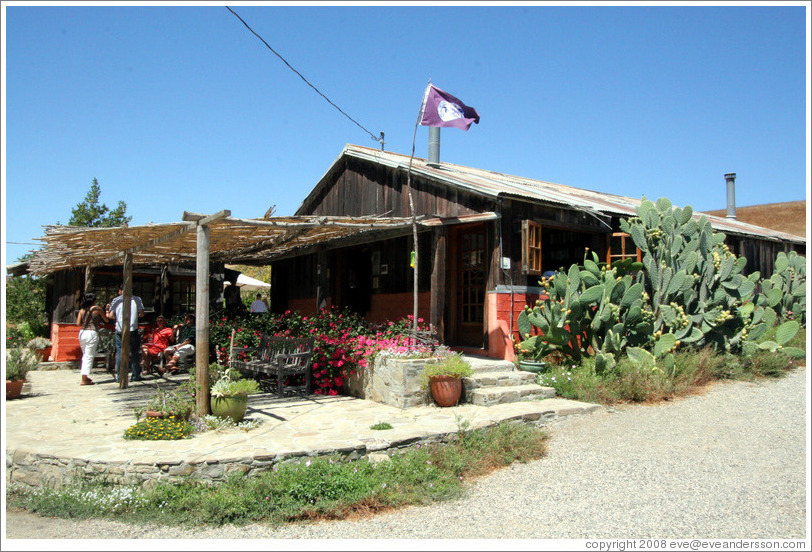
[
  {"left": 344, "top": 355, "right": 436, "bottom": 408},
  {"left": 5, "top": 431, "right": 473, "bottom": 492}
]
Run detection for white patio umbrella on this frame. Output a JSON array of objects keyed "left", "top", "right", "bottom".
[{"left": 224, "top": 273, "right": 270, "bottom": 292}]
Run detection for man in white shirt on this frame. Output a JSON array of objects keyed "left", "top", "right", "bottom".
[
  {"left": 106, "top": 283, "right": 145, "bottom": 381},
  {"left": 250, "top": 293, "right": 268, "bottom": 313}
]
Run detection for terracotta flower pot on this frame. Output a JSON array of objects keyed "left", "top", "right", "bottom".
[
  {"left": 6, "top": 380, "right": 25, "bottom": 400},
  {"left": 430, "top": 375, "right": 463, "bottom": 407},
  {"left": 145, "top": 409, "right": 191, "bottom": 420}
]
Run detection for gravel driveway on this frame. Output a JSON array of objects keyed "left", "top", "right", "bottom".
[{"left": 5, "top": 366, "right": 807, "bottom": 541}]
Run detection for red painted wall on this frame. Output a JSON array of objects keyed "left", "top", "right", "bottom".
[
  {"left": 487, "top": 291, "right": 549, "bottom": 362},
  {"left": 284, "top": 293, "right": 431, "bottom": 326},
  {"left": 368, "top": 292, "right": 431, "bottom": 325}
]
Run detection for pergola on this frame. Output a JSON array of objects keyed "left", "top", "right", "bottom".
[{"left": 26, "top": 211, "right": 424, "bottom": 415}]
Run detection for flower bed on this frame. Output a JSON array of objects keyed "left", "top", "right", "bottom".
[{"left": 210, "top": 308, "right": 434, "bottom": 396}]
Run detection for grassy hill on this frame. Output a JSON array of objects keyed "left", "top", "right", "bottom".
[{"left": 703, "top": 200, "right": 806, "bottom": 238}]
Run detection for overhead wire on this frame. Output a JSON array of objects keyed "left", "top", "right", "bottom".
[{"left": 226, "top": 6, "right": 385, "bottom": 149}]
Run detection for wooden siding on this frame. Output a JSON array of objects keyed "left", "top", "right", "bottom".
[
  {"left": 304, "top": 157, "right": 496, "bottom": 218},
  {"left": 497, "top": 199, "right": 610, "bottom": 289},
  {"left": 270, "top": 234, "right": 432, "bottom": 316}
]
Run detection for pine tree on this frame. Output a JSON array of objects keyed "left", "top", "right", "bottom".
[{"left": 68, "top": 178, "right": 132, "bottom": 227}]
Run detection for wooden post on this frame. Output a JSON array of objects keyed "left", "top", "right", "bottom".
[
  {"left": 316, "top": 246, "right": 328, "bottom": 312},
  {"left": 119, "top": 252, "right": 133, "bottom": 389},
  {"left": 195, "top": 223, "right": 210, "bottom": 417},
  {"left": 430, "top": 226, "right": 447, "bottom": 342},
  {"left": 84, "top": 265, "right": 93, "bottom": 294},
  {"left": 409, "top": 192, "right": 418, "bottom": 339}
]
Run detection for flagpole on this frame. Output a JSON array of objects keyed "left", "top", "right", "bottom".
[{"left": 407, "top": 81, "right": 432, "bottom": 342}]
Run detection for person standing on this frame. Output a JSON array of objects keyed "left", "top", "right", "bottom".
[
  {"left": 76, "top": 293, "right": 110, "bottom": 386},
  {"left": 250, "top": 293, "right": 268, "bottom": 313},
  {"left": 106, "top": 283, "right": 145, "bottom": 382}
]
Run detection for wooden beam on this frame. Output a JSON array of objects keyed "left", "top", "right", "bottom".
[
  {"left": 195, "top": 223, "right": 211, "bottom": 417},
  {"left": 430, "top": 227, "right": 447, "bottom": 342},
  {"left": 183, "top": 209, "right": 231, "bottom": 226},
  {"left": 84, "top": 265, "right": 93, "bottom": 294},
  {"left": 225, "top": 228, "right": 309, "bottom": 258},
  {"left": 316, "top": 246, "right": 328, "bottom": 312},
  {"left": 119, "top": 252, "right": 133, "bottom": 389},
  {"left": 217, "top": 215, "right": 413, "bottom": 230}
]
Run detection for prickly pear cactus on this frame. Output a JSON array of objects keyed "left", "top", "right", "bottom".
[
  {"left": 757, "top": 251, "right": 806, "bottom": 325},
  {"left": 515, "top": 250, "right": 652, "bottom": 363},
  {"left": 620, "top": 197, "right": 756, "bottom": 352},
  {"left": 517, "top": 196, "right": 805, "bottom": 369}
]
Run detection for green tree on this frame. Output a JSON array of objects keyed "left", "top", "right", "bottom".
[
  {"left": 68, "top": 178, "right": 132, "bottom": 227},
  {"left": 5, "top": 276, "right": 49, "bottom": 344}
]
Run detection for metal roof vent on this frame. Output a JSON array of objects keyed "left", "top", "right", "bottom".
[
  {"left": 427, "top": 127, "right": 440, "bottom": 168},
  {"left": 724, "top": 173, "right": 737, "bottom": 220}
]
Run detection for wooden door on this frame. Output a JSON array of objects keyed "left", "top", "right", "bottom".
[{"left": 450, "top": 224, "right": 487, "bottom": 348}]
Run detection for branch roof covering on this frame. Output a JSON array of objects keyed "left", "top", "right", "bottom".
[{"left": 26, "top": 215, "right": 422, "bottom": 275}]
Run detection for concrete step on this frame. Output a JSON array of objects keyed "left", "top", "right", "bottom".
[
  {"left": 461, "top": 354, "right": 518, "bottom": 373},
  {"left": 463, "top": 370, "right": 537, "bottom": 391},
  {"left": 468, "top": 384, "right": 556, "bottom": 406}
]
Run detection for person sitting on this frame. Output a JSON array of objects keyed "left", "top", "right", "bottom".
[
  {"left": 140, "top": 315, "right": 173, "bottom": 376},
  {"left": 224, "top": 280, "right": 243, "bottom": 313},
  {"left": 250, "top": 293, "right": 268, "bottom": 313},
  {"left": 161, "top": 313, "right": 195, "bottom": 374}
]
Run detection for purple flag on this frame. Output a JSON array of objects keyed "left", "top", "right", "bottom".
[{"left": 419, "top": 84, "right": 480, "bottom": 131}]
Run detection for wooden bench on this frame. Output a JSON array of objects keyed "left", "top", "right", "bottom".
[
  {"left": 229, "top": 330, "right": 315, "bottom": 398},
  {"left": 402, "top": 326, "right": 441, "bottom": 349}
]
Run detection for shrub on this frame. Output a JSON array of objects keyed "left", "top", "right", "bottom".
[
  {"left": 537, "top": 345, "right": 780, "bottom": 405},
  {"left": 743, "top": 350, "right": 795, "bottom": 378},
  {"left": 135, "top": 383, "right": 195, "bottom": 420},
  {"left": 26, "top": 336, "right": 52, "bottom": 351},
  {"left": 5, "top": 348, "right": 40, "bottom": 381},
  {"left": 5, "top": 276, "right": 49, "bottom": 346}
]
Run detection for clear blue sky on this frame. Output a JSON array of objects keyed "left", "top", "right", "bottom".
[{"left": 2, "top": 2, "right": 809, "bottom": 264}]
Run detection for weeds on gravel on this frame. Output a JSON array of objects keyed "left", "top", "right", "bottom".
[
  {"left": 6, "top": 422, "right": 548, "bottom": 526},
  {"left": 537, "top": 343, "right": 804, "bottom": 405}
]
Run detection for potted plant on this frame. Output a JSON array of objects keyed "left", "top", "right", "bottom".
[
  {"left": 6, "top": 348, "right": 39, "bottom": 399},
  {"left": 210, "top": 367, "right": 260, "bottom": 422},
  {"left": 422, "top": 353, "right": 474, "bottom": 407},
  {"left": 138, "top": 382, "right": 195, "bottom": 421},
  {"left": 513, "top": 335, "right": 549, "bottom": 374},
  {"left": 25, "top": 336, "right": 52, "bottom": 362}
]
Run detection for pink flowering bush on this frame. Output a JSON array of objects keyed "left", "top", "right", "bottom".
[{"left": 208, "top": 308, "right": 435, "bottom": 396}]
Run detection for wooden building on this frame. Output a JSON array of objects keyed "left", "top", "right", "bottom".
[{"left": 268, "top": 144, "right": 806, "bottom": 361}]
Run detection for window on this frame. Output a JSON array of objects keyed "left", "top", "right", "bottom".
[
  {"left": 522, "top": 220, "right": 543, "bottom": 275},
  {"left": 606, "top": 232, "right": 641, "bottom": 265},
  {"left": 172, "top": 279, "right": 195, "bottom": 315}
]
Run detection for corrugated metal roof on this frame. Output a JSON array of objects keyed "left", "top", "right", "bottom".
[{"left": 316, "top": 144, "right": 803, "bottom": 245}]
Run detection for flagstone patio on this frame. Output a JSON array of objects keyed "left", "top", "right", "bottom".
[{"left": 5, "top": 365, "right": 601, "bottom": 490}]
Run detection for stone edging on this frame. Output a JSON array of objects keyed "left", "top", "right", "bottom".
[{"left": 6, "top": 410, "right": 569, "bottom": 491}]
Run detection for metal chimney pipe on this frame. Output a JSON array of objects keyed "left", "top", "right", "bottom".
[
  {"left": 427, "top": 126, "right": 440, "bottom": 167},
  {"left": 724, "top": 173, "right": 737, "bottom": 220}
]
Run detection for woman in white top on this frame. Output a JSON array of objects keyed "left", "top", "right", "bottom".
[{"left": 76, "top": 293, "right": 110, "bottom": 385}]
